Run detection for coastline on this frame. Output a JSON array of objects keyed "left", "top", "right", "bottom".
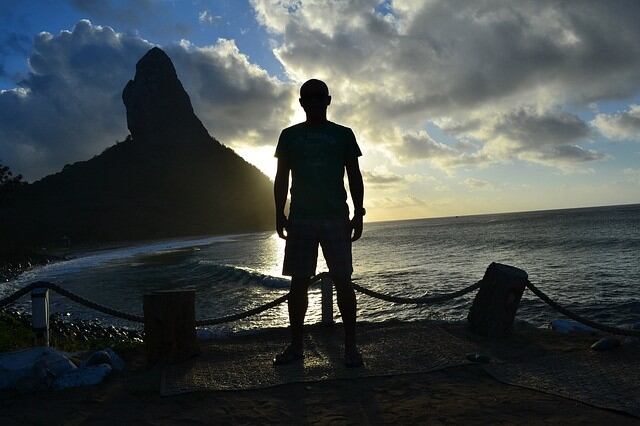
[{"left": 0, "top": 250, "right": 65, "bottom": 283}]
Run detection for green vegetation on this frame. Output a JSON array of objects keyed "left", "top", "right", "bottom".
[
  {"left": 0, "top": 163, "right": 26, "bottom": 206},
  {"left": 0, "top": 312, "right": 33, "bottom": 352},
  {"left": 0, "top": 311, "right": 142, "bottom": 353}
]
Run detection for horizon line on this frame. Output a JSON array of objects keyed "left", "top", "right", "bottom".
[{"left": 365, "top": 201, "right": 640, "bottom": 225}]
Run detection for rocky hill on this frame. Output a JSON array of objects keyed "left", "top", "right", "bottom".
[{"left": 1, "top": 47, "right": 274, "bottom": 247}]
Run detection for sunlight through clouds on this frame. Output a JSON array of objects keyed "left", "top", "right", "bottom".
[{"left": 1, "top": 1, "right": 639, "bottom": 219}]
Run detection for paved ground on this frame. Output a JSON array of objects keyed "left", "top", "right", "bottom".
[{"left": 1, "top": 320, "right": 638, "bottom": 425}]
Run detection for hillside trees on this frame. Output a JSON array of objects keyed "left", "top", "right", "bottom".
[{"left": 0, "top": 163, "right": 26, "bottom": 205}]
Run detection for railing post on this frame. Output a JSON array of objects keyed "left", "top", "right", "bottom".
[
  {"left": 31, "top": 287, "right": 50, "bottom": 347},
  {"left": 143, "top": 289, "right": 200, "bottom": 364},
  {"left": 321, "top": 275, "right": 334, "bottom": 325},
  {"left": 467, "top": 262, "right": 528, "bottom": 338}
]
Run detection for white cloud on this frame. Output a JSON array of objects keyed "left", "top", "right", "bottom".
[
  {"left": 592, "top": 105, "right": 640, "bottom": 141},
  {"left": 463, "top": 178, "right": 491, "bottom": 189},
  {"left": 168, "top": 39, "right": 294, "bottom": 149},
  {"left": 198, "top": 10, "right": 220, "bottom": 26},
  {"left": 368, "top": 195, "right": 426, "bottom": 209},
  {"left": 251, "top": 0, "right": 640, "bottom": 170},
  {"left": 0, "top": 20, "right": 294, "bottom": 180}
]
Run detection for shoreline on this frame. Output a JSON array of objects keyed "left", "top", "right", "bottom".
[{"left": 0, "top": 250, "right": 65, "bottom": 283}]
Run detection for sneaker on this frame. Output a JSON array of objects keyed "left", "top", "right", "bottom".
[
  {"left": 273, "top": 345, "right": 304, "bottom": 366},
  {"left": 344, "top": 350, "right": 364, "bottom": 368}
]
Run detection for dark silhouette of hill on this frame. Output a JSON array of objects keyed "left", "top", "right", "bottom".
[{"left": 1, "top": 47, "right": 274, "bottom": 246}]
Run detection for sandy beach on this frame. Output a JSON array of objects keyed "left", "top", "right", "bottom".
[{"left": 0, "top": 320, "right": 637, "bottom": 425}]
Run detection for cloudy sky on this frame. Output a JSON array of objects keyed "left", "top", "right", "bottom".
[{"left": 1, "top": 0, "right": 639, "bottom": 221}]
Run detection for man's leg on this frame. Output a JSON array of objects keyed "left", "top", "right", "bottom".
[
  {"left": 332, "top": 274, "right": 357, "bottom": 354},
  {"left": 319, "top": 218, "right": 359, "bottom": 359},
  {"left": 288, "top": 275, "right": 311, "bottom": 353}
]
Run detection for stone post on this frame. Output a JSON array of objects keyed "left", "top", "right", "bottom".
[
  {"left": 143, "top": 289, "right": 199, "bottom": 364},
  {"left": 467, "top": 262, "right": 528, "bottom": 338},
  {"left": 321, "top": 275, "right": 334, "bottom": 325},
  {"left": 31, "top": 288, "right": 50, "bottom": 347}
]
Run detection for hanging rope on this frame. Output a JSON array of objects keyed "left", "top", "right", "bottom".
[
  {"left": 0, "top": 273, "right": 331, "bottom": 326},
  {"left": 0, "top": 281, "right": 145, "bottom": 322},
  {"left": 195, "top": 273, "right": 329, "bottom": 325},
  {"left": 1, "top": 272, "right": 638, "bottom": 336},
  {"left": 351, "top": 279, "right": 482, "bottom": 304},
  {"left": 525, "top": 280, "right": 640, "bottom": 337}
]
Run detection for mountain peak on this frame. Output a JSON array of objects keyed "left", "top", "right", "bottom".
[
  {"left": 137, "top": 47, "right": 176, "bottom": 76},
  {"left": 122, "top": 47, "right": 208, "bottom": 145},
  {"left": 2, "top": 48, "right": 275, "bottom": 245}
]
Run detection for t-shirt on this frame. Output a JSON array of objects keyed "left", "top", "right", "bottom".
[{"left": 275, "top": 121, "right": 362, "bottom": 220}]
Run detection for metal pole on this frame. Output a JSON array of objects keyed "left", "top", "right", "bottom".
[
  {"left": 31, "top": 287, "right": 50, "bottom": 347},
  {"left": 321, "top": 275, "right": 334, "bottom": 325}
]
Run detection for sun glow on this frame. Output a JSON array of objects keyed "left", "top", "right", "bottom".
[
  {"left": 233, "top": 98, "right": 307, "bottom": 180},
  {"left": 234, "top": 145, "right": 278, "bottom": 179}
]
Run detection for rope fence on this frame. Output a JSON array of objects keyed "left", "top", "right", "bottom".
[
  {"left": 351, "top": 279, "right": 482, "bottom": 304},
  {"left": 195, "top": 273, "right": 328, "bottom": 326},
  {"left": 0, "top": 271, "right": 638, "bottom": 337},
  {"left": 525, "top": 280, "right": 640, "bottom": 337},
  {"left": 0, "top": 281, "right": 144, "bottom": 323}
]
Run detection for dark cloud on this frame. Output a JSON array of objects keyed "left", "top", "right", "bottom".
[
  {"left": 453, "top": 109, "right": 603, "bottom": 166},
  {"left": 0, "top": 20, "right": 293, "bottom": 181},
  {"left": 395, "top": 132, "right": 456, "bottom": 161},
  {"left": 259, "top": 0, "right": 640, "bottom": 112},
  {"left": 393, "top": 130, "right": 491, "bottom": 170},
  {"left": 362, "top": 169, "right": 403, "bottom": 185},
  {"left": 165, "top": 40, "right": 294, "bottom": 149},
  {"left": 535, "top": 144, "right": 605, "bottom": 163},
  {"left": 492, "top": 109, "right": 591, "bottom": 148}
]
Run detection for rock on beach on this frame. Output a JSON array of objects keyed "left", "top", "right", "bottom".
[{"left": 0, "top": 346, "right": 124, "bottom": 392}]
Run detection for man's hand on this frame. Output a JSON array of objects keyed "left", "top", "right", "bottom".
[
  {"left": 276, "top": 214, "right": 288, "bottom": 240},
  {"left": 351, "top": 214, "right": 363, "bottom": 242}
]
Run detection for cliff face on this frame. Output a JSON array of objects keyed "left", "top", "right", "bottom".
[
  {"left": 122, "top": 47, "right": 209, "bottom": 146},
  {"left": 1, "top": 47, "right": 275, "bottom": 246}
]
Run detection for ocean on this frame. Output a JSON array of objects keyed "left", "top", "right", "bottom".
[{"left": 3, "top": 204, "right": 639, "bottom": 336}]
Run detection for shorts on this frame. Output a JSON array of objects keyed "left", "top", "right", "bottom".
[{"left": 282, "top": 218, "right": 353, "bottom": 279}]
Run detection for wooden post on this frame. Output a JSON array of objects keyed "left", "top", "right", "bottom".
[
  {"left": 467, "top": 262, "right": 528, "bottom": 338},
  {"left": 31, "top": 288, "right": 50, "bottom": 347},
  {"left": 143, "top": 289, "right": 199, "bottom": 364},
  {"left": 321, "top": 275, "right": 334, "bottom": 325}
]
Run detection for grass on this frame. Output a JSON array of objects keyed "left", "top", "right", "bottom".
[
  {"left": 0, "top": 311, "right": 143, "bottom": 354},
  {"left": 0, "top": 312, "right": 33, "bottom": 352}
]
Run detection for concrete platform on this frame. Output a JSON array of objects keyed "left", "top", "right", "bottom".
[
  {"left": 161, "top": 319, "right": 640, "bottom": 419},
  {"left": 162, "top": 320, "right": 477, "bottom": 395}
]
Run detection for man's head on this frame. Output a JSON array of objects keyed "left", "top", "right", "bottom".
[{"left": 299, "top": 79, "right": 331, "bottom": 120}]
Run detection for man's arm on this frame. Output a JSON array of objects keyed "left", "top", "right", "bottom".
[
  {"left": 274, "top": 157, "right": 290, "bottom": 239},
  {"left": 345, "top": 157, "right": 364, "bottom": 241}
]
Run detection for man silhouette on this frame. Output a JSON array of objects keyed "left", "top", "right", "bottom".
[{"left": 274, "top": 79, "right": 365, "bottom": 367}]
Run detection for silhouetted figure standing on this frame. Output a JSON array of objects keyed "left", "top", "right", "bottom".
[{"left": 274, "top": 79, "right": 365, "bottom": 367}]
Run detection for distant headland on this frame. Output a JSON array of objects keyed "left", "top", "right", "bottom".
[{"left": 0, "top": 47, "right": 275, "bottom": 249}]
